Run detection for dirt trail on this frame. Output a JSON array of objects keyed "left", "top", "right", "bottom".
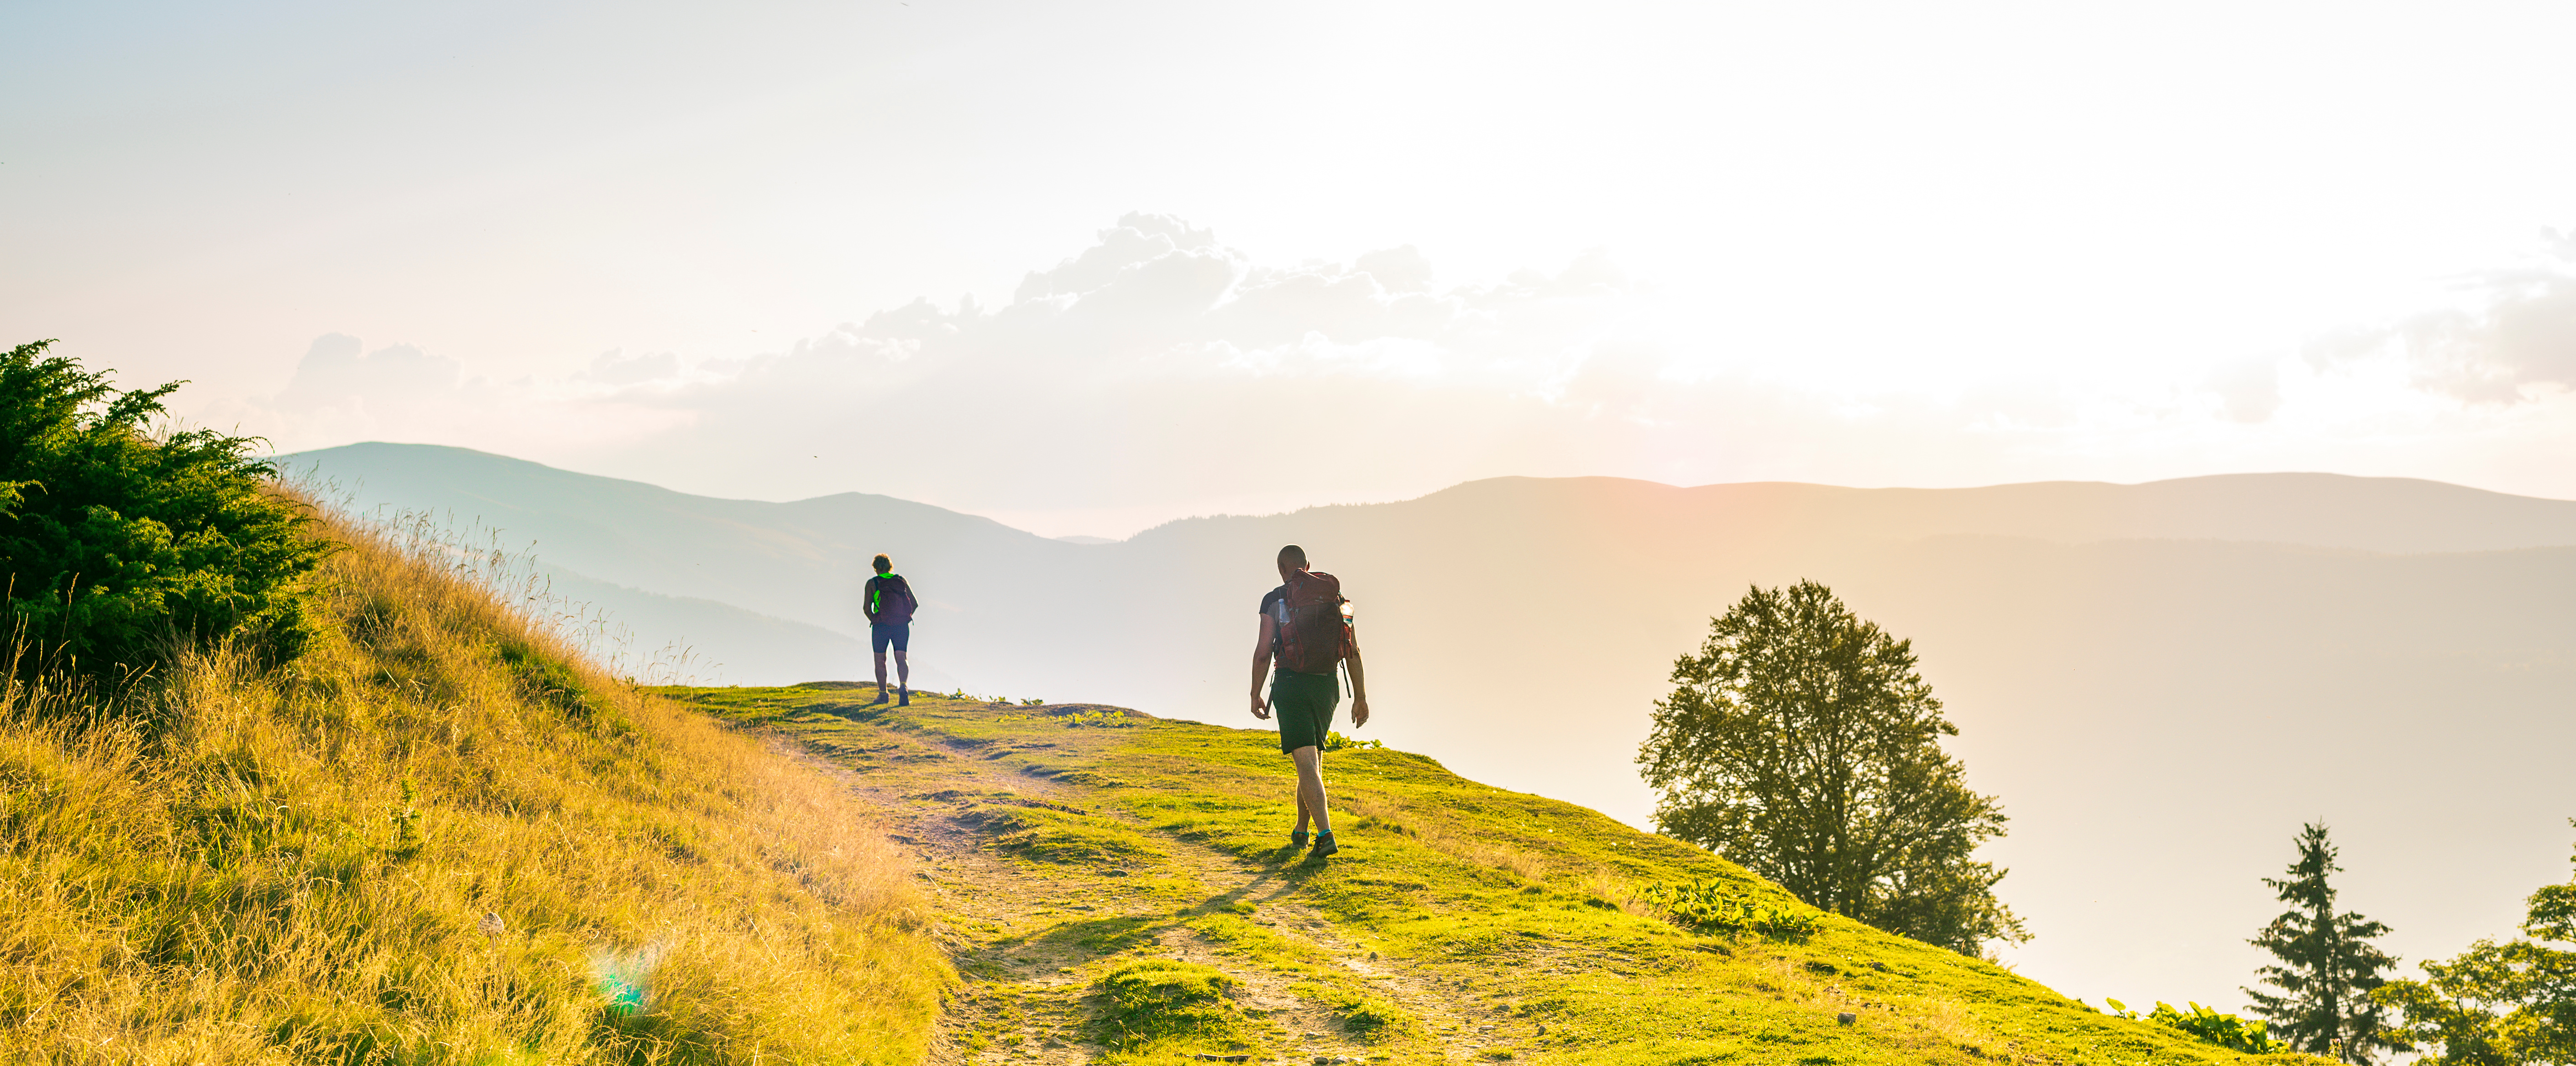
[{"left": 773, "top": 707, "right": 1534, "bottom": 1066}]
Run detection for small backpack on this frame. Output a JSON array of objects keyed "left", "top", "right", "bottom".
[
  {"left": 869, "top": 573, "right": 917, "bottom": 624},
  {"left": 1273, "top": 569, "right": 1351, "bottom": 676}
]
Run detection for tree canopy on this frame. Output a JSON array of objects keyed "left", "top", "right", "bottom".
[
  {"left": 2244, "top": 822, "right": 2402, "bottom": 1063},
  {"left": 2375, "top": 824, "right": 2576, "bottom": 1064},
  {"left": 2, "top": 340, "right": 329, "bottom": 679},
  {"left": 1636, "top": 579, "right": 2024, "bottom": 956}
]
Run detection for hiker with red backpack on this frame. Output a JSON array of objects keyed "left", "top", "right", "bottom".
[
  {"left": 864, "top": 553, "right": 919, "bottom": 706},
  {"left": 1250, "top": 544, "right": 1370, "bottom": 858}
]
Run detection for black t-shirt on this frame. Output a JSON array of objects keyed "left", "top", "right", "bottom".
[{"left": 1258, "top": 584, "right": 1289, "bottom": 660}]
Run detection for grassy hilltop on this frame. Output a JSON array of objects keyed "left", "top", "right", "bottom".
[
  {"left": 662, "top": 685, "right": 2324, "bottom": 1066},
  {"left": 0, "top": 504, "right": 2319, "bottom": 1064},
  {"left": 0, "top": 513, "right": 947, "bottom": 1064},
  {"left": 0, "top": 503, "right": 2319, "bottom": 1065}
]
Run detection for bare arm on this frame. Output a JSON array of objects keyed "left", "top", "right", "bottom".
[
  {"left": 1249, "top": 614, "right": 1277, "bottom": 719},
  {"left": 1346, "top": 628, "right": 1370, "bottom": 728}
]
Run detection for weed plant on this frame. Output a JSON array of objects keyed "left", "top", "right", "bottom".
[{"left": 1060, "top": 709, "right": 1134, "bottom": 729}]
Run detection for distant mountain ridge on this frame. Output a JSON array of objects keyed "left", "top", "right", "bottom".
[
  {"left": 277, "top": 442, "right": 2576, "bottom": 1023},
  {"left": 1353, "top": 470, "right": 2576, "bottom": 554}
]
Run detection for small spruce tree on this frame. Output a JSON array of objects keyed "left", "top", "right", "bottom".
[{"left": 2244, "top": 822, "right": 2401, "bottom": 1063}]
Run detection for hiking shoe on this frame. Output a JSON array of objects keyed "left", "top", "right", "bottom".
[
  {"left": 1310, "top": 831, "right": 1340, "bottom": 858},
  {"left": 868, "top": 689, "right": 890, "bottom": 706},
  {"left": 1290, "top": 829, "right": 1309, "bottom": 850},
  {"left": 898, "top": 687, "right": 911, "bottom": 707}
]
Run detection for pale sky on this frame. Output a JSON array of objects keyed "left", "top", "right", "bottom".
[{"left": 8, "top": 1, "right": 2576, "bottom": 536}]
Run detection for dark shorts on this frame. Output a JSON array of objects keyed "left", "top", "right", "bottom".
[
  {"left": 870, "top": 622, "right": 911, "bottom": 653},
  {"left": 1270, "top": 670, "right": 1339, "bottom": 754}
]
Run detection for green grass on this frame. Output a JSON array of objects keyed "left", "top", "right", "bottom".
[
  {"left": 958, "top": 796, "right": 1171, "bottom": 868},
  {"left": 0, "top": 508, "right": 948, "bottom": 1064},
  {"left": 663, "top": 685, "right": 2329, "bottom": 1066},
  {"left": 1094, "top": 959, "right": 1247, "bottom": 1052},
  {"left": 1292, "top": 979, "right": 1422, "bottom": 1043}
]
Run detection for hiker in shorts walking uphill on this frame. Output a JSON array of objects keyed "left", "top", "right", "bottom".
[
  {"left": 864, "top": 554, "right": 918, "bottom": 706},
  {"left": 1251, "top": 544, "right": 1370, "bottom": 858}
]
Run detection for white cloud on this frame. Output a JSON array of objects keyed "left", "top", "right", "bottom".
[
  {"left": 275, "top": 334, "right": 464, "bottom": 415},
  {"left": 236, "top": 215, "right": 2576, "bottom": 534},
  {"left": 2305, "top": 236, "right": 2576, "bottom": 404},
  {"left": 1353, "top": 245, "right": 1434, "bottom": 294},
  {"left": 227, "top": 334, "right": 689, "bottom": 455},
  {"left": 2206, "top": 356, "right": 2284, "bottom": 424},
  {"left": 576, "top": 350, "right": 682, "bottom": 386}
]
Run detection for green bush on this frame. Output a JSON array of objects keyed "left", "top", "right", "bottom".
[
  {"left": 1, "top": 340, "right": 330, "bottom": 679},
  {"left": 1635, "top": 878, "right": 1821, "bottom": 939},
  {"left": 2102, "top": 999, "right": 2285, "bottom": 1054}
]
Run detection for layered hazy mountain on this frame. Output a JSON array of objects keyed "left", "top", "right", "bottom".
[{"left": 280, "top": 441, "right": 2576, "bottom": 1021}]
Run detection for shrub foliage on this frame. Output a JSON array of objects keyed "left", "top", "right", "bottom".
[
  {"left": 1634, "top": 877, "right": 1822, "bottom": 939},
  {"left": 2, "top": 339, "right": 329, "bottom": 677},
  {"left": 2105, "top": 999, "right": 2287, "bottom": 1055}
]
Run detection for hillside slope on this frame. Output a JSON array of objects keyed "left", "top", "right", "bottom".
[
  {"left": 666, "top": 682, "right": 2324, "bottom": 1066},
  {"left": 282, "top": 442, "right": 2576, "bottom": 1012},
  {"left": 280, "top": 441, "right": 1080, "bottom": 685},
  {"left": 0, "top": 512, "right": 948, "bottom": 1063},
  {"left": 535, "top": 563, "right": 965, "bottom": 691}
]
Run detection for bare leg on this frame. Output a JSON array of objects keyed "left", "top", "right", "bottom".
[
  {"left": 1290, "top": 746, "right": 1333, "bottom": 836},
  {"left": 873, "top": 651, "right": 889, "bottom": 693},
  {"left": 894, "top": 649, "right": 911, "bottom": 689}
]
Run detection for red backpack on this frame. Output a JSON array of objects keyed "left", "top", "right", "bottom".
[{"left": 1273, "top": 569, "right": 1352, "bottom": 677}]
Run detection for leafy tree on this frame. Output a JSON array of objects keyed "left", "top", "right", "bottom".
[
  {"left": 1636, "top": 579, "right": 2025, "bottom": 956},
  {"left": 2375, "top": 823, "right": 2576, "bottom": 1065},
  {"left": 2, "top": 340, "right": 329, "bottom": 679},
  {"left": 2243, "top": 822, "right": 2402, "bottom": 1062}
]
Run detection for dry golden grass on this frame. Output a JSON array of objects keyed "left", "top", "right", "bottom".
[
  {"left": 1336, "top": 791, "right": 1552, "bottom": 882},
  {"left": 1576, "top": 866, "right": 1665, "bottom": 921},
  {"left": 0, "top": 506, "right": 948, "bottom": 1064}
]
